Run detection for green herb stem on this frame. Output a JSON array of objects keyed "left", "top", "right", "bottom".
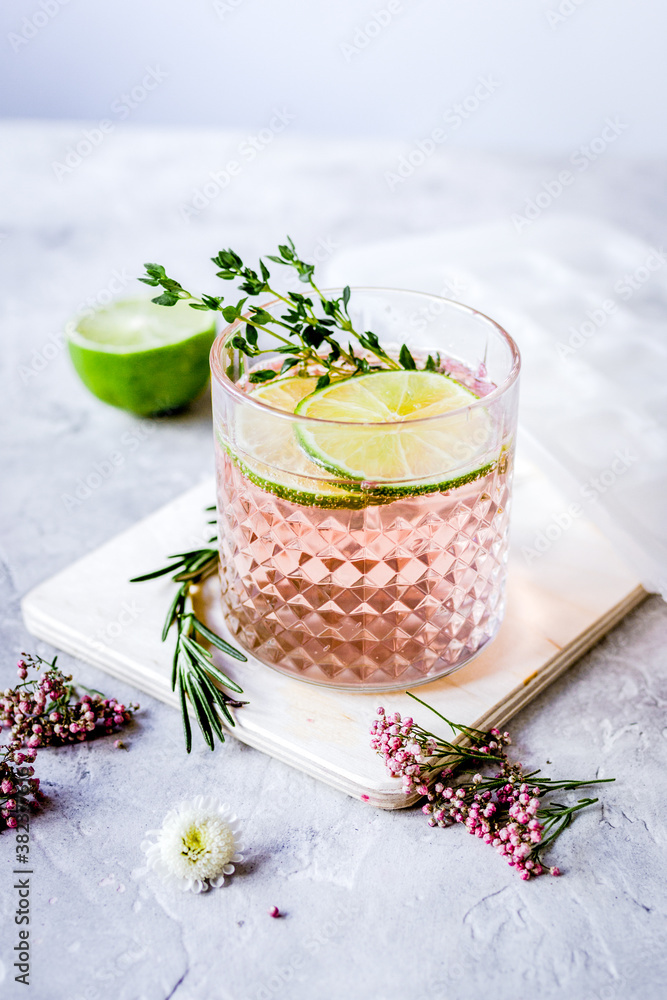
[
  {"left": 130, "top": 512, "right": 247, "bottom": 752},
  {"left": 140, "top": 236, "right": 424, "bottom": 383}
]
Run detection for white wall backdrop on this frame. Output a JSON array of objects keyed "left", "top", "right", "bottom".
[{"left": 1, "top": 0, "right": 666, "bottom": 155}]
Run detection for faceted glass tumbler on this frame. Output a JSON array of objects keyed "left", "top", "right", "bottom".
[{"left": 210, "top": 289, "right": 520, "bottom": 690}]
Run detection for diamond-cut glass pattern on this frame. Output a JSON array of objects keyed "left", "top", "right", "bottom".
[{"left": 216, "top": 448, "right": 512, "bottom": 689}]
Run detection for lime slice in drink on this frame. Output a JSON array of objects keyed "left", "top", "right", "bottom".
[
  {"left": 246, "top": 373, "right": 318, "bottom": 413},
  {"left": 294, "top": 370, "right": 494, "bottom": 495},
  {"left": 68, "top": 298, "right": 217, "bottom": 416},
  {"left": 229, "top": 374, "right": 387, "bottom": 509}
]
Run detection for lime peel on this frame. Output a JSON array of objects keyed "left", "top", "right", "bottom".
[
  {"left": 293, "top": 370, "right": 495, "bottom": 496},
  {"left": 68, "top": 298, "right": 216, "bottom": 415},
  {"left": 226, "top": 370, "right": 497, "bottom": 507},
  {"left": 227, "top": 375, "right": 371, "bottom": 509}
]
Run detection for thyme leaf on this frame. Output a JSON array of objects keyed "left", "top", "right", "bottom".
[{"left": 140, "top": 237, "right": 434, "bottom": 380}]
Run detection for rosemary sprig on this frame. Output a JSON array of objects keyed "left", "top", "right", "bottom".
[
  {"left": 130, "top": 508, "right": 247, "bottom": 752},
  {"left": 139, "top": 236, "right": 420, "bottom": 386}
]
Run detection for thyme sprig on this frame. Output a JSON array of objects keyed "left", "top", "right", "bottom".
[
  {"left": 130, "top": 508, "right": 247, "bottom": 753},
  {"left": 139, "top": 236, "right": 431, "bottom": 387}
]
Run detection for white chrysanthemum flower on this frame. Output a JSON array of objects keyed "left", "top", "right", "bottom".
[{"left": 141, "top": 796, "right": 244, "bottom": 893}]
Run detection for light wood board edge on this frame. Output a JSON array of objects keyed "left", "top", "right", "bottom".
[{"left": 21, "top": 585, "right": 647, "bottom": 810}]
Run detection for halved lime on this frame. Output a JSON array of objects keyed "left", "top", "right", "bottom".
[
  {"left": 294, "top": 370, "right": 494, "bottom": 495},
  {"left": 68, "top": 298, "right": 216, "bottom": 415},
  {"left": 226, "top": 374, "right": 388, "bottom": 509}
]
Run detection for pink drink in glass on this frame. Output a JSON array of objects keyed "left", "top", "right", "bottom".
[{"left": 211, "top": 289, "right": 520, "bottom": 690}]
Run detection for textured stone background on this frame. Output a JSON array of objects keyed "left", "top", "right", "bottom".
[{"left": 1, "top": 122, "right": 666, "bottom": 1000}]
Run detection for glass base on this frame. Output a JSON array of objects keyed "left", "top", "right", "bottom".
[{"left": 224, "top": 613, "right": 503, "bottom": 692}]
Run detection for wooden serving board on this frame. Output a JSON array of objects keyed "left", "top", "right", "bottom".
[{"left": 21, "top": 457, "right": 644, "bottom": 808}]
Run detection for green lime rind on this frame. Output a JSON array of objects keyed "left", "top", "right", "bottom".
[
  {"left": 228, "top": 370, "right": 496, "bottom": 508},
  {"left": 68, "top": 299, "right": 216, "bottom": 416},
  {"left": 234, "top": 455, "right": 394, "bottom": 510},
  {"left": 69, "top": 329, "right": 215, "bottom": 415},
  {"left": 293, "top": 370, "right": 495, "bottom": 498},
  {"left": 219, "top": 435, "right": 393, "bottom": 509},
  {"left": 290, "top": 437, "right": 496, "bottom": 499},
  {"left": 226, "top": 443, "right": 493, "bottom": 509},
  {"left": 226, "top": 374, "right": 391, "bottom": 509},
  {"left": 293, "top": 416, "right": 496, "bottom": 499},
  {"left": 360, "top": 461, "right": 497, "bottom": 498}
]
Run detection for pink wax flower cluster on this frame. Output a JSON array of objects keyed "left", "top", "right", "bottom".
[
  {"left": 370, "top": 707, "right": 438, "bottom": 796},
  {"left": 371, "top": 700, "right": 611, "bottom": 880},
  {"left": 424, "top": 775, "right": 549, "bottom": 879},
  {"left": 0, "top": 738, "right": 40, "bottom": 832},
  {"left": 0, "top": 654, "right": 138, "bottom": 748}
]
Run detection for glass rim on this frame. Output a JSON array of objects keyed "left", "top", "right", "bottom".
[{"left": 210, "top": 286, "right": 521, "bottom": 428}]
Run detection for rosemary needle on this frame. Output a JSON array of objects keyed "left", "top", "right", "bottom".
[{"left": 131, "top": 512, "right": 247, "bottom": 752}]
